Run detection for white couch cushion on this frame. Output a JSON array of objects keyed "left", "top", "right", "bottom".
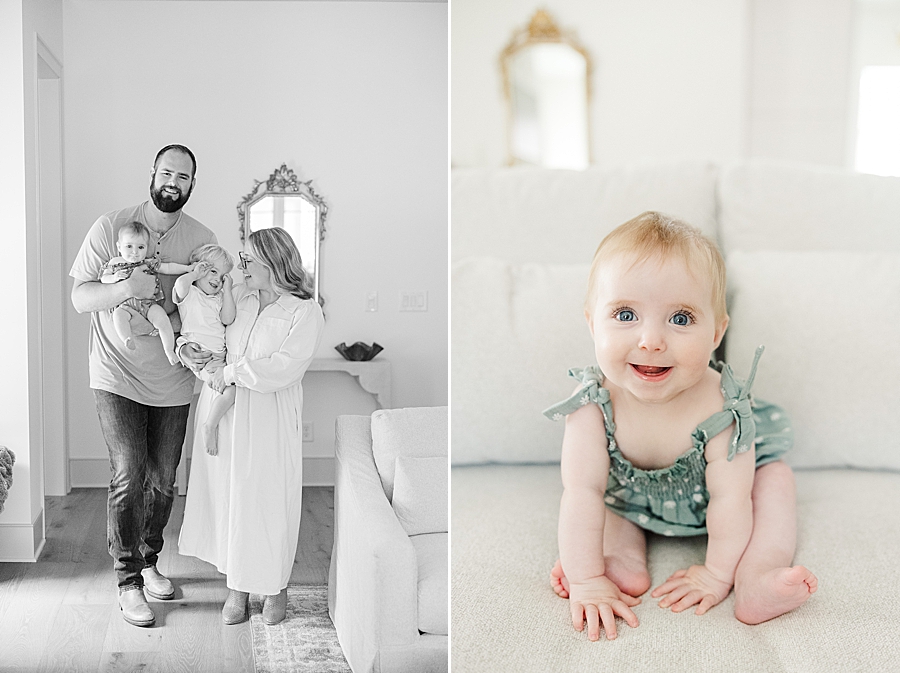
[
  {"left": 726, "top": 250, "right": 900, "bottom": 470},
  {"left": 451, "top": 258, "right": 594, "bottom": 465},
  {"left": 452, "top": 161, "right": 719, "bottom": 264},
  {"left": 371, "top": 406, "right": 448, "bottom": 501},
  {"left": 719, "top": 161, "right": 900, "bottom": 253},
  {"left": 392, "top": 456, "right": 448, "bottom": 535},
  {"left": 452, "top": 464, "right": 900, "bottom": 672},
  {"left": 411, "top": 532, "right": 448, "bottom": 635}
]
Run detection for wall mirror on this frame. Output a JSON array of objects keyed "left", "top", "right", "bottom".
[
  {"left": 237, "top": 164, "right": 328, "bottom": 306},
  {"left": 500, "top": 10, "right": 593, "bottom": 169}
]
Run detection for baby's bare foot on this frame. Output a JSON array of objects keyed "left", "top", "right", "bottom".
[
  {"left": 202, "top": 424, "right": 219, "bottom": 456},
  {"left": 604, "top": 553, "right": 651, "bottom": 598},
  {"left": 734, "top": 566, "right": 817, "bottom": 625},
  {"left": 550, "top": 559, "right": 570, "bottom": 598},
  {"left": 550, "top": 556, "right": 650, "bottom": 599},
  {"left": 166, "top": 351, "right": 180, "bottom": 366}
]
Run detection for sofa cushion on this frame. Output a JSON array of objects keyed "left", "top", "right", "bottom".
[
  {"left": 392, "top": 456, "right": 448, "bottom": 535},
  {"left": 726, "top": 250, "right": 900, "bottom": 470},
  {"left": 451, "top": 258, "right": 594, "bottom": 465},
  {"left": 452, "top": 161, "right": 719, "bottom": 264},
  {"left": 452, "top": 463, "right": 900, "bottom": 672},
  {"left": 719, "top": 161, "right": 900, "bottom": 253},
  {"left": 371, "top": 406, "right": 448, "bottom": 501},
  {"left": 411, "top": 532, "right": 448, "bottom": 636}
]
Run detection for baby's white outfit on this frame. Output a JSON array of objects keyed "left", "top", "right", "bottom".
[{"left": 176, "top": 284, "right": 226, "bottom": 377}]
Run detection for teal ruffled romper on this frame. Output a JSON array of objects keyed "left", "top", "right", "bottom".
[{"left": 543, "top": 347, "right": 792, "bottom": 537}]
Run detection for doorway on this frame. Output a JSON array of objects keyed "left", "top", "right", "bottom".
[{"left": 35, "top": 36, "right": 69, "bottom": 496}]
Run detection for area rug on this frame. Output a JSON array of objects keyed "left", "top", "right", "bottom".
[{"left": 250, "top": 584, "right": 351, "bottom": 673}]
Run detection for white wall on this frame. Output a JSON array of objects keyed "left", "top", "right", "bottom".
[
  {"left": 0, "top": 0, "right": 65, "bottom": 561},
  {"left": 452, "top": 0, "right": 860, "bottom": 171},
  {"left": 452, "top": 0, "right": 749, "bottom": 169},
  {"left": 747, "top": 0, "right": 855, "bottom": 167},
  {"left": 62, "top": 0, "right": 448, "bottom": 485}
]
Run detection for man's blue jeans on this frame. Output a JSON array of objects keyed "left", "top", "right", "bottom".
[{"left": 94, "top": 390, "right": 190, "bottom": 590}]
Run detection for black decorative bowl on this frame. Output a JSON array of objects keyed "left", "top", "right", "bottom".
[{"left": 335, "top": 341, "right": 384, "bottom": 361}]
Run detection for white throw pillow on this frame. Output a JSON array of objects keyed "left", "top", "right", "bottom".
[
  {"left": 391, "top": 456, "right": 448, "bottom": 535},
  {"left": 371, "top": 406, "right": 447, "bottom": 501},
  {"left": 726, "top": 250, "right": 900, "bottom": 470},
  {"left": 452, "top": 161, "right": 720, "bottom": 264},
  {"left": 451, "top": 258, "right": 595, "bottom": 464},
  {"left": 719, "top": 161, "right": 900, "bottom": 252}
]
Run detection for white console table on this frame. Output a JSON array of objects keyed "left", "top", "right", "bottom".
[
  {"left": 176, "top": 357, "right": 391, "bottom": 493},
  {"left": 307, "top": 357, "right": 392, "bottom": 409}
]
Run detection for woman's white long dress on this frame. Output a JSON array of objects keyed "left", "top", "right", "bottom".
[{"left": 178, "top": 283, "right": 324, "bottom": 595}]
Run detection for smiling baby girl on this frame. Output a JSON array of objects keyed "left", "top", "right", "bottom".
[{"left": 544, "top": 212, "right": 817, "bottom": 641}]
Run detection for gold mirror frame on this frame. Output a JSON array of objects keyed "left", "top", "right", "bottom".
[
  {"left": 499, "top": 9, "right": 593, "bottom": 167},
  {"left": 237, "top": 164, "right": 328, "bottom": 307}
]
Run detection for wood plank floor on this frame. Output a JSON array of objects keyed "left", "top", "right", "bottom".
[{"left": 0, "top": 487, "right": 334, "bottom": 673}]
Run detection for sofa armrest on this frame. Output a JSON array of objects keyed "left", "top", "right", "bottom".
[{"left": 328, "top": 415, "right": 419, "bottom": 670}]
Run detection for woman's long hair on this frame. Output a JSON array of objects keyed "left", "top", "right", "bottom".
[{"left": 247, "top": 228, "right": 314, "bottom": 300}]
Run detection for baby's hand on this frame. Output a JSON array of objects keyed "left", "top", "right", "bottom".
[
  {"left": 651, "top": 565, "right": 732, "bottom": 615},
  {"left": 223, "top": 273, "right": 233, "bottom": 290},
  {"left": 567, "top": 574, "right": 640, "bottom": 641},
  {"left": 206, "top": 367, "right": 227, "bottom": 394},
  {"left": 194, "top": 261, "right": 212, "bottom": 275},
  {"left": 114, "top": 269, "right": 131, "bottom": 280}
]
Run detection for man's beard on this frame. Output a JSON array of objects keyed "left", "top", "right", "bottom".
[{"left": 150, "top": 180, "right": 192, "bottom": 213}]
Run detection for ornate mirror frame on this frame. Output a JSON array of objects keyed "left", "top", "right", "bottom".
[
  {"left": 237, "top": 164, "right": 328, "bottom": 307},
  {"left": 499, "top": 9, "right": 593, "bottom": 167}
]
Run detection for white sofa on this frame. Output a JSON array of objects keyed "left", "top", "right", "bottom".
[
  {"left": 328, "top": 407, "right": 448, "bottom": 673},
  {"left": 451, "top": 161, "right": 900, "bottom": 672}
]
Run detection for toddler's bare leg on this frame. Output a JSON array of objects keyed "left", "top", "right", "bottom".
[
  {"left": 112, "top": 307, "right": 136, "bottom": 350},
  {"left": 552, "top": 510, "right": 650, "bottom": 599},
  {"left": 147, "top": 304, "right": 179, "bottom": 365},
  {"left": 202, "top": 385, "right": 236, "bottom": 456},
  {"left": 733, "top": 461, "right": 817, "bottom": 624}
]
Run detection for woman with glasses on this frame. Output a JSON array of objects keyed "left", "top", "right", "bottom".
[{"left": 178, "top": 227, "right": 324, "bottom": 626}]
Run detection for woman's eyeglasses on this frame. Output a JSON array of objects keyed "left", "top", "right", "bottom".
[{"left": 238, "top": 251, "right": 251, "bottom": 270}]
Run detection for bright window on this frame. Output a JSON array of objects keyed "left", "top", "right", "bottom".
[{"left": 855, "top": 65, "right": 900, "bottom": 177}]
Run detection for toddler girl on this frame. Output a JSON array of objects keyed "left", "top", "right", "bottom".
[
  {"left": 100, "top": 221, "right": 196, "bottom": 364},
  {"left": 173, "top": 244, "right": 236, "bottom": 455},
  {"left": 544, "top": 212, "right": 817, "bottom": 641}
]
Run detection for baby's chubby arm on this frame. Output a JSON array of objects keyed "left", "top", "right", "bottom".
[
  {"left": 652, "top": 431, "right": 755, "bottom": 615},
  {"left": 172, "top": 261, "right": 211, "bottom": 304},
  {"left": 157, "top": 260, "right": 197, "bottom": 276},
  {"left": 558, "top": 397, "right": 640, "bottom": 641},
  {"left": 220, "top": 273, "right": 236, "bottom": 326},
  {"left": 99, "top": 257, "right": 131, "bottom": 283}
]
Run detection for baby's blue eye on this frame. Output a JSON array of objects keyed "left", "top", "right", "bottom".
[
  {"left": 615, "top": 309, "right": 636, "bottom": 322},
  {"left": 671, "top": 312, "right": 691, "bottom": 326}
]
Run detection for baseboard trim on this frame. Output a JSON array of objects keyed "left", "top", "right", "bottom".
[
  {"left": 302, "top": 457, "right": 336, "bottom": 486},
  {"left": 0, "top": 508, "right": 45, "bottom": 562},
  {"left": 70, "top": 458, "right": 110, "bottom": 488},
  {"left": 73, "top": 456, "right": 335, "bottom": 489}
]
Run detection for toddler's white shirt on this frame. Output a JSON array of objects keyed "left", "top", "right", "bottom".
[{"left": 176, "top": 284, "right": 226, "bottom": 353}]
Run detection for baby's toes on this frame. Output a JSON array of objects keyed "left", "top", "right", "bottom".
[
  {"left": 550, "top": 575, "right": 569, "bottom": 598},
  {"left": 803, "top": 570, "right": 818, "bottom": 593},
  {"left": 784, "top": 565, "right": 814, "bottom": 587}
]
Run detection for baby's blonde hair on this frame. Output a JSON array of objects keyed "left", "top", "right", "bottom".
[
  {"left": 190, "top": 244, "right": 234, "bottom": 273},
  {"left": 585, "top": 211, "right": 728, "bottom": 323}
]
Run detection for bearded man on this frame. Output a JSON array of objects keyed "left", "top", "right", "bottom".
[{"left": 70, "top": 145, "right": 216, "bottom": 627}]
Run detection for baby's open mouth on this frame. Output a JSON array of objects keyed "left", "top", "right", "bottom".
[{"left": 631, "top": 364, "right": 672, "bottom": 377}]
